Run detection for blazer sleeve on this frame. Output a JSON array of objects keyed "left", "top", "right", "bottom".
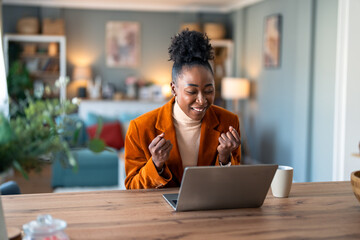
[{"left": 124, "top": 120, "right": 172, "bottom": 189}]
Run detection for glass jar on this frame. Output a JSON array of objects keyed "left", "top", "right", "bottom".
[{"left": 22, "top": 214, "right": 69, "bottom": 240}]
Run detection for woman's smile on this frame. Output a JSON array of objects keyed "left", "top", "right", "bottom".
[{"left": 190, "top": 106, "right": 207, "bottom": 113}]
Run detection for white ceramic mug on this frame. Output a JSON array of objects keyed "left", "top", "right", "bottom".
[{"left": 271, "top": 165, "right": 293, "bottom": 198}]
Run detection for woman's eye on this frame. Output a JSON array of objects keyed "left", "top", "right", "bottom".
[
  {"left": 205, "top": 90, "right": 214, "bottom": 94},
  {"left": 186, "top": 91, "right": 196, "bottom": 95}
]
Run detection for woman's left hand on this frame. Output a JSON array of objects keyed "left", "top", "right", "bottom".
[{"left": 217, "top": 126, "right": 241, "bottom": 164}]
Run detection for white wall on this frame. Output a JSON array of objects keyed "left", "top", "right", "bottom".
[
  {"left": 344, "top": 0, "right": 360, "bottom": 177},
  {"left": 333, "top": 0, "right": 360, "bottom": 180},
  {"left": 0, "top": 0, "right": 9, "bottom": 117}
]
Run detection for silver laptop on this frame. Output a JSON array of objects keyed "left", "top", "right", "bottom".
[{"left": 163, "top": 164, "right": 278, "bottom": 212}]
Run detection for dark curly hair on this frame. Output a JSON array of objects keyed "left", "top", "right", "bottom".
[{"left": 168, "top": 30, "right": 214, "bottom": 83}]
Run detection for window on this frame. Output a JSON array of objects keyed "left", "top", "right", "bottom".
[{"left": 0, "top": 5, "right": 9, "bottom": 117}]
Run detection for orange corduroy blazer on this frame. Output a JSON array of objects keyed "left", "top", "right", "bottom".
[{"left": 124, "top": 97, "right": 241, "bottom": 189}]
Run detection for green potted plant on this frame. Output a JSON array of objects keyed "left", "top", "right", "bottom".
[
  {"left": 0, "top": 98, "right": 107, "bottom": 179},
  {"left": 6, "top": 60, "right": 32, "bottom": 102}
]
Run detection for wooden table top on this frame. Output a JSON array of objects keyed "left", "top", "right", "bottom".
[{"left": 2, "top": 182, "right": 360, "bottom": 240}]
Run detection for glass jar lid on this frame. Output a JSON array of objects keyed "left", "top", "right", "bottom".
[{"left": 23, "top": 214, "right": 67, "bottom": 236}]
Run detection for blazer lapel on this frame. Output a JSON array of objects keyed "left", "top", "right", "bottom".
[
  {"left": 155, "top": 97, "right": 184, "bottom": 183},
  {"left": 198, "top": 106, "right": 220, "bottom": 166}
]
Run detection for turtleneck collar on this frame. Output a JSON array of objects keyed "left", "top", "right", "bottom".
[{"left": 172, "top": 99, "right": 201, "bottom": 126}]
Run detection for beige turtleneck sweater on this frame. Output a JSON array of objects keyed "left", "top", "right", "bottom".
[{"left": 172, "top": 100, "right": 201, "bottom": 169}]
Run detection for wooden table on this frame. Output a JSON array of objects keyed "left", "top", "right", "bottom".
[{"left": 2, "top": 182, "right": 360, "bottom": 239}]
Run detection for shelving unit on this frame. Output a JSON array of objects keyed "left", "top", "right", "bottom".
[
  {"left": 211, "top": 39, "right": 234, "bottom": 106},
  {"left": 3, "top": 34, "right": 66, "bottom": 99}
]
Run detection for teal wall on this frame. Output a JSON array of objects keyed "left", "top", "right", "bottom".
[
  {"left": 310, "top": 0, "right": 337, "bottom": 181},
  {"left": 63, "top": 9, "right": 230, "bottom": 90},
  {"left": 2, "top": 5, "right": 230, "bottom": 91},
  {"left": 231, "top": 0, "right": 338, "bottom": 182},
  {"left": 2, "top": 6, "right": 40, "bottom": 34}
]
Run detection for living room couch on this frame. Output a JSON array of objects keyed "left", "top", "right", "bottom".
[{"left": 52, "top": 100, "right": 165, "bottom": 190}]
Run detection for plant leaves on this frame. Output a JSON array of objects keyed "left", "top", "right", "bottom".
[
  {"left": 0, "top": 114, "right": 15, "bottom": 144},
  {"left": 95, "top": 117, "right": 103, "bottom": 139},
  {"left": 105, "top": 147, "right": 116, "bottom": 153},
  {"left": 72, "top": 123, "right": 81, "bottom": 146},
  {"left": 89, "top": 139, "right": 106, "bottom": 153},
  {"left": 13, "top": 160, "right": 29, "bottom": 180},
  {"left": 61, "top": 141, "right": 78, "bottom": 172}
]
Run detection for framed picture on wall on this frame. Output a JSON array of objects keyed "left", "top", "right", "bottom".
[
  {"left": 106, "top": 21, "right": 140, "bottom": 68},
  {"left": 263, "top": 14, "right": 282, "bottom": 68}
]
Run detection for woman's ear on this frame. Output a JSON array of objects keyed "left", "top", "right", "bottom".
[{"left": 170, "top": 82, "right": 176, "bottom": 96}]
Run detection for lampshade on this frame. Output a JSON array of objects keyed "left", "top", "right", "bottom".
[
  {"left": 72, "top": 66, "right": 92, "bottom": 82},
  {"left": 221, "top": 78, "right": 250, "bottom": 100}
]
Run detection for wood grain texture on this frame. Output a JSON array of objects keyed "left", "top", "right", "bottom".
[{"left": 2, "top": 182, "right": 360, "bottom": 240}]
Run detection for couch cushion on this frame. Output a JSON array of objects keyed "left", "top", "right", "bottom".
[
  {"left": 86, "top": 121, "right": 124, "bottom": 150},
  {"left": 52, "top": 149, "right": 119, "bottom": 187}
]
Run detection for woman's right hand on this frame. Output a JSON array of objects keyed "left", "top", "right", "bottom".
[{"left": 148, "top": 133, "right": 173, "bottom": 172}]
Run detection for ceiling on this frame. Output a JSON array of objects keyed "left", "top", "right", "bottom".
[{"left": 3, "top": 0, "right": 264, "bottom": 13}]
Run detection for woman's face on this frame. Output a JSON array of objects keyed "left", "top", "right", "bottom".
[{"left": 171, "top": 65, "right": 215, "bottom": 121}]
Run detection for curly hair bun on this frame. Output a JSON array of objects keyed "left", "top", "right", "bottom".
[{"left": 168, "top": 30, "right": 214, "bottom": 64}]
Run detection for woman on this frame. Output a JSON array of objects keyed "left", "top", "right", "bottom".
[{"left": 125, "top": 30, "right": 241, "bottom": 189}]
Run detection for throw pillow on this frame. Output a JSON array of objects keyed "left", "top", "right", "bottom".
[{"left": 86, "top": 121, "right": 124, "bottom": 150}]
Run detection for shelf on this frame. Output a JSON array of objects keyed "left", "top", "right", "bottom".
[
  {"left": 30, "top": 71, "right": 60, "bottom": 78},
  {"left": 21, "top": 53, "right": 59, "bottom": 59},
  {"left": 3, "top": 34, "right": 67, "bottom": 100},
  {"left": 4, "top": 34, "right": 65, "bottom": 43}
]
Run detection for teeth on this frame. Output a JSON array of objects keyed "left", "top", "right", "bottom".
[{"left": 192, "top": 108, "right": 204, "bottom": 112}]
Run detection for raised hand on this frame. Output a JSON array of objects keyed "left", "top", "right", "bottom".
[
  {"left": 148, "top": 133, "right": 173, "bottom": 171},
  {"left": 217, "top": 126, "right": 241, "bottom": 164}
]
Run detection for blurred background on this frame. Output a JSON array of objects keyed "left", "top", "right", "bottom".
[{"left": 1, "top": 0, "right": 360, "bottom": 194}]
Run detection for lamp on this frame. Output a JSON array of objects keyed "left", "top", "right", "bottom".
[
  {"left": 221, "top": 77, "right": 250, "bottom": 113},
  {"left": 161, "top": 84, "right": 172, "bottom": 99},
  {"left": 221, "top": 77, "right": 251, "bottom": 160},
  {"left": 73, "top": 66, "right": 92, "bottom": 82},
  {"left": 73, "top": 66, "right": 92, "bottom": 98}
]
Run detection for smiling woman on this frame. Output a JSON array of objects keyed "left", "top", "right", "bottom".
[{"left": 124, "top": 30, "right": 242, "bottom": 189}]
